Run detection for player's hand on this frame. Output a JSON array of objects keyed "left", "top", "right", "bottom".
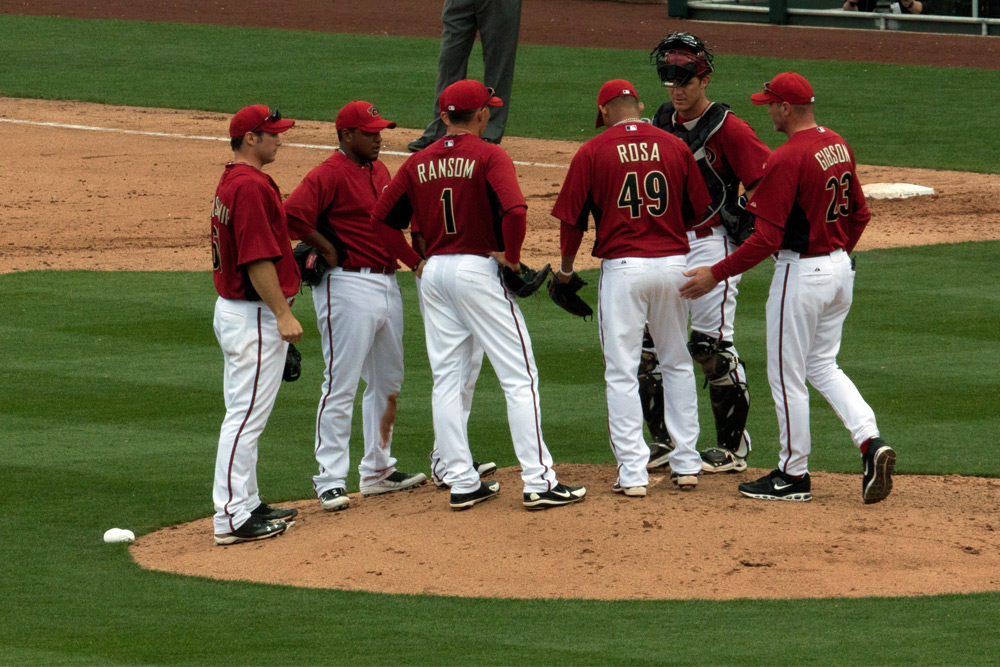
[
  {"left": 556, "top": 268, "right": 574, "bottom": 284},
  {"left": 277, "top": 313, "right": 304, "bottom": 344},
  {"left": 414, "top": 259, "right": 427, "bottom": 279},
  {"left": 679, "top": 266, "right": 719, "bottom": 300},
  {"left": 489, "top": 251, "right": 520, "bottom": 273}
]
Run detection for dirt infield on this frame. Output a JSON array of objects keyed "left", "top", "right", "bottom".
[{"left": 5, "top": 2, "right": 1000, "bottom": 601}]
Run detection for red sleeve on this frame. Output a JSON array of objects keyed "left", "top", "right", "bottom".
[
  {"left": 502, "top": 205, "right": 527, "bottom": 264},
  {"left": 743, "top": 150, "right": 798, "bottom": 231},
  {"left": 484, "top": 147, "right": 527, "bottom": 214},
  {"left": 560, "top": 221, "right": 584, "bottom": 257},
  {"left": 374, "top": 220, "right": 422, "bottom": 269},
  {"left": 711, "top": 217, "right": 782, "bottom": 280},
  {"left": 716, "top": 115, "right": 770, "bottom": 189},
  {"left": 845, "top": 157, "right": 871, "bottom": 253},
  {"left": 233, "top": 181, "right": 283, "bottom": 266},
  {"left": 283, "top": 166, "right": 330, "bottom": 240},
  {"left": 551, "top": 146, "right": 593, "bottom": 230}
]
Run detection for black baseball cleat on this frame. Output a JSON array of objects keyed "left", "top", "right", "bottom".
[
  {"left": 250, "top": 502, "right": 298, "bottom": 522},
  {"left": 647, "top": 440, "right": 674, "bottom": 469},
  {"left": 523, "top": 483, "right": 587, "bottom": 510},
  {"left": 861, "top": 437, "right": 896, "bottom": 504},
  {"left": 433, "top": 460, "right": 499, "bottom": 488},
  {"left": 738, "top": 469, "right": 812, "bottom": 502},
  {"left": 360, "top": 470, "right": 427, "bottom": 496},
  {"left": 214, "top": 516, "right": 288, "bottom": 546},
  {"left": 319, "top": 487, "right": 350, "bottom": 511},
  {"left": 450, "top": 480, "right": 500, "bottom": 510}
]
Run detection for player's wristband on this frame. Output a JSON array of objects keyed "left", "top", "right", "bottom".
[{"left": 559, "top": 269, "right": 574, "bottom": 277}]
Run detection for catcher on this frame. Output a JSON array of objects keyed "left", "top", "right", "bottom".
[{"left": 643, "top": 32, "right": 772, "bottom": 474}]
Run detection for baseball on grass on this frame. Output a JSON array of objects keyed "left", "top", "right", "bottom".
[{"left": 103, "top": 528, "right": 136, "bottom": 544}]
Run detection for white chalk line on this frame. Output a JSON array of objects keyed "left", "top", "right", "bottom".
[{"left": 1, "top": 117, "right": 568, "bottom": 169}]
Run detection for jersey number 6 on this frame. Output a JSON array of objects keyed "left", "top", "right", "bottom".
[{"left": 618, "top": 171, "right": 669, "bottom": 219}]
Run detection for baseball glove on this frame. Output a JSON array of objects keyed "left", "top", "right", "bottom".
[
  {"left": 719, "top": 194, "right": 755, "bottom": 246},
  {"left": 292, "top": 242, "right": 330, "bottom": 287},
  {"left": 548, "top": 272, "right": 593, "bottom": 320},
  {"left": 502, "top": 262, "right": 552, "bottom": 298},
  {"left": 283, "top": 343, "right": 301, "bottom": 382}
]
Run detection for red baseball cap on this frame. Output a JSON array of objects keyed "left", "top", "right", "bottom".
[
  {"left": 439, "top": 80, "right": 503, "bottom": 113},
  {"left": 335, "top": 100, "right": 397, "bottom": 132},
  {"left": 596, "top": 79, "right": 639, "bottom": 127},
  {"left": 751, "top": 72, "right": 815, "bottom": 105},
  {"left": 229, "top": 104, "right": 295, "bottom": 138}
]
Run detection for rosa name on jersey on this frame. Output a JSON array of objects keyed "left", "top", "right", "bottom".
[
  {"left": 813, "top": 143, "right": 851, "bottom": 171},
  {"left": 417, "top": 157, "right": 477, "bottom": 183},
  {"left": 616, "top": 142, "right": 661, "bottom": 164}
]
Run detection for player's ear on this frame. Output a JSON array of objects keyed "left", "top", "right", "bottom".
[{"left": 638, "top": 101, "right": 645, "bottom": 114}]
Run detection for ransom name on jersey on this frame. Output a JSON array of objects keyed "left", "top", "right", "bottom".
[
  {"left": 814, "top": 143, "right": 851, "bottom": 171},
  {"left": 616, "top": 142, "right": 661, "bottom": 164},
  {"left": 417, "top": 157, "right": 477, "bottom": 183}
]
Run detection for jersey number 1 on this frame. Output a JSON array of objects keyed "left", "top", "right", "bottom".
[
  {"left": 618, "top": 171, "right": 669, "bottom": 219},
  {"left": 440, "top": 188, "right": 457, "bottom": 234}
]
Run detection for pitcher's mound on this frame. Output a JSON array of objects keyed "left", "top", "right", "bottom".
[{"left": 131, "top": 464, "right": 1000, "bottom": 600}]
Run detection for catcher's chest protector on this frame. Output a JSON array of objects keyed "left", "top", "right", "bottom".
[{"left": 654, "top": 102, "right": 740, "bottom": 228}]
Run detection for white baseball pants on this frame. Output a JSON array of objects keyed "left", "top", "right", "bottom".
[
  {"left": 420, "top": 254, "right": 558, "bottom": 494},
  {"left": 212, "top": 297, "right": 288, "bottom": 535},
  {"left": 599, "top": 256, "right": 702, "bottom": 487},
  {"left": 416, "top": 276, "right": 485, "bottom": 486},
  {"left": 766, "top": 249, "right": 880, "bottom": 476},
  {"left": 311, "top": 269, "right": 404, "bottom": 495}
]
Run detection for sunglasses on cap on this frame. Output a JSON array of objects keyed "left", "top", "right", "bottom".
[
  {"left": 763, "top": 83, "right": 786, "bottom": 102},
  {"left": 251, "top": 108, "right": 282, "bottom": 133}
]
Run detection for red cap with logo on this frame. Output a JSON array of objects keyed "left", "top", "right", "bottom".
[
  {"left": 229, "top": 105, "right": 295, "bottom": 138},
  {"left": 596, "top": 79, "right": 639, "bottom": 128},
  {"left": 438, "top": 80, "right": 503, "bottom": 113},
  {"left": 751, "top": 72, "right": 815, "bottom": 105},
  {"left": 335, "top": 100, "right": 397, "bottom": 132}
]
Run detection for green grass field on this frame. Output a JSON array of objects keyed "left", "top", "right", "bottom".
[{"left": 3, "top": 13, "right": 1000, "bottom": 666}]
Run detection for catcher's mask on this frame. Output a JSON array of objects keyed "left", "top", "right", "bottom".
[{"left": 649, "top": 32, "right": 715, "bottom": 88}]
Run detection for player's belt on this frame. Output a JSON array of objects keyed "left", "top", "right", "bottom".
[
  {"left": 341, "top": 266, "right": 396, "bottom": 274},
  {"left": 800, "top": 251, "right": 833, "bottom": 258},
  {"left": 690, "top": 224, "right": 722, "bottom": 240}
]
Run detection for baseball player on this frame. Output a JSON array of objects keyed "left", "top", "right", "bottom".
[
  {"left": 284, "top": 100, "right": 427, "bottom": 513},
  {"left": 642, "top": 32, "right": 771, "bottom": 475},
  {"left": 680, "top": 72, "right": 896, "bottom": 504},
  {"left": 210, "top": 104, "right": 300, "bottom": 545},
  {"left": 551, "top": 79, "right": 712, "bottom": 495},
  {"left": 410, "top": 223, "right": 498, "bottom": 487},
  {"left": 372, "top": 79, "right": 586, "bottom": 510}
]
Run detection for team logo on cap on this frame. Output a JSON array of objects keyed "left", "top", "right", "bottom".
[{"left": 368, "top": 105, "right": 380, "bottom": 117}]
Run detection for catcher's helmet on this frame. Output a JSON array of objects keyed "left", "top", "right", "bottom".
[{"left": 649, "top": 32, "right": 715, "bottom": 88}]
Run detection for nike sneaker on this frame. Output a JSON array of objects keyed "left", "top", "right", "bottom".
[{"left": 738, "top": 469, "right": 812, "bottom": 501}]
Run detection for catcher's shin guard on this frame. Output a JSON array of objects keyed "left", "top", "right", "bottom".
[
  {"left": 638, "top": 328, "right": 670, "bottom": 446},
  {"left": 688, "top": 332, "right": 751, "bottom": 470}
]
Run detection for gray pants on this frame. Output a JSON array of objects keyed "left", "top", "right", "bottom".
[{"left": 419, "top": 0, "right": 522, "bottom": 144}]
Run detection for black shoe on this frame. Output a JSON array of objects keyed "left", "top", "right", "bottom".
[
  {"left": 483, "top": 137, "right": 501, "bottom": 144},
  {"left": 433, "top": 459, "right": 498, "bottom": 488},
  {"left": 319, "top": 487, "right": 350, "bottom": 511},
  {"left": 862, "top": 437, "right": 896, "bottom": 504},
  {"left": 523, "top": 483, "right": 587, "bottom": 510},
  {"left": 250, "top": 502, "right": 298, "bottom": 522},
  {"left": 407, "top": 136, "right": 435, "bottom": 152},
  {"left": 214, "top": 516, "right": 288, "bottom": 545},
  {"left": 738, "top": 469, "right": 812, "bottom": 501},
  {"left": 647, "top": 440, "right": 674, "bottom": 469},
  {"left": 360, "top": 470, "right": 428, "bottom": 496},
  {"left": 450, "top": 480, "right": 500, "bottom": 510}
]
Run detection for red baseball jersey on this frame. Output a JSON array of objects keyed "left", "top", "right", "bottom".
[
  {"left": 284, "top": 151, "right": 395, "bottom": 269},
  {"left": 712, "top": 126, "right": 871, "bottom": 280},
  {"left": 551, "top": 121, "right": 711, "bottom": 259},
  {"left": 660, "top": 105, "right": 770, "bottom": 228},
  {"left": 211, "top": 163, "right": 300, "bottom": 300},
  {"left": 372, "top": 134, "right": 526, "bottom": 258}
]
